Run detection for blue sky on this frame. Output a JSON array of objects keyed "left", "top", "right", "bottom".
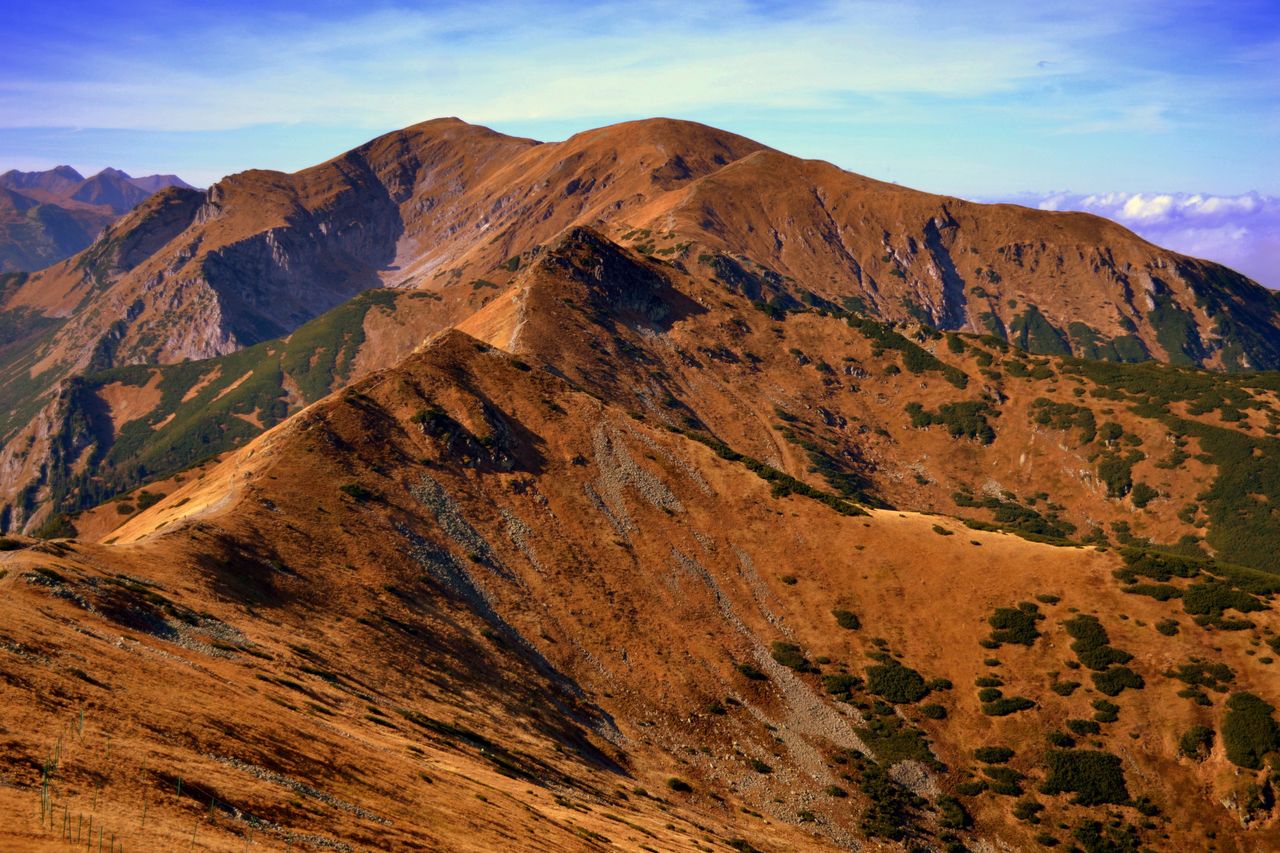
[{"left": 2, "top": 0, "right": 1277, "bottom": 282}]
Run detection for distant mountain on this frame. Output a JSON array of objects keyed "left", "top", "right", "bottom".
[
  {"left": 127, "top": 172, "right": 195, "bottom": 193},
  {"left": 0, "top": 165, "right": 195, "bottom": 272}
]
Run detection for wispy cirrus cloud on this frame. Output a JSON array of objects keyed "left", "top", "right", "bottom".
[{"left": 0, "top": 1, "right": 1275, "bottom": 205}]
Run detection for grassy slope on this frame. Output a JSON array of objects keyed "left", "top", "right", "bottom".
[{"left": 3, "top": 326, "right": 1280, "bottom": 850}]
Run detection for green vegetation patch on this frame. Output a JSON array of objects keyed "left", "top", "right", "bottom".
[
  {"left": 1030, "top": 397, "right": 1097, "bottom": 444},
  {"left": 974, "top": 746, "right": 1014, "bottom": 764},
  {"left": 954, "top": 491, "right": 1075, "bottom": 541},
  {"left": 905, "top": 401, "right": 997, "bottom": 444},
  {"left": 982, "top": 696, "right": 1036, "bottom": 716},
  {"left": 1178, "top": 725, "right": 1214, "bottom": 760},
  {"left": 770, "top": 641, "right": 816, "bottom": 673},
  {"left": 865, "top": 658, "right": 929, "bottom": 704},
  {"left": 832, "top": 608, "right": 861, "bottom": 630},
  {"left": 1010, "top": 305, "right": 1071, "bottom": 356},
  {"left": 1222, "top": 692, "right": 1280, "bottom": 769},
  {"left": 1063, "top": 615, "right": 1132, "bottom": 671},
  {"left": 845, "top": 315, "right": 968, "bottom": 389},
  {"left": 1039, "top": 749, "right": 1130, "bottom": 806},
  {"left": 987, "top": 601, "right": 1044, "bottom": 646},
  {"left": 856, "top": 707, "right": 938, "bottom": 767}
]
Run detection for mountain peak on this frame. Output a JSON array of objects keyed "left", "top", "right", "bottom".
[{"left": 94, "top": 166, "right": 133, "bottom": 180}]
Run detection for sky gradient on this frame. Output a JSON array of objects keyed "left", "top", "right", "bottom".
[{"left": 2, "top": 1, "right": 1277, "bottom": 283}]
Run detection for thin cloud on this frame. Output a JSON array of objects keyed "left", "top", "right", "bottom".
[
  {"left": 0, "top": 1, "right": 1235, "bottom": 133},
  {"left": 1013, "top": 190, "right": 1280, "bottom": 287}
]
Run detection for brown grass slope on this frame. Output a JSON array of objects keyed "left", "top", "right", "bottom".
[{"left": 3, "top": 234, "right": 1280, "bottom": 850}]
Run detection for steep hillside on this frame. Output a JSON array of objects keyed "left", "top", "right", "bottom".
[
  {"left": 3, "top": 118, "right": 1278, "bottom": 532},
  {"left": 3, "top": 280, "right": 1280, "bottom": 850},
  {"left": 11, "top": 227, "right": 1280, "bottom": 578},
  {"left": 0, "top": 287, "right": 457, "bottom": 533}
]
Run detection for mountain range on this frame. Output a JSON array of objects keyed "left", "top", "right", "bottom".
[
  {"left": 0, "top": 165, "right": 194, "bottom": 273},
  {"left": 3, "top": 118, "right": 1280, "bottom": 851}
]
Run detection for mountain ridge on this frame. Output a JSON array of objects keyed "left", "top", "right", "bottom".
[{"left": 5, "top": 233, "right": 1280, "bottom": 848}]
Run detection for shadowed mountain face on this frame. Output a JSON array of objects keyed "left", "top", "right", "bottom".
[
  {"left": 4, "top": 119, "right": 1280, "bottom": 851},
  {"left": 0, "top": 165, "right": 195, "bottom": 273}
]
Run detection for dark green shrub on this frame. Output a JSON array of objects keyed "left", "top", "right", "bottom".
[
  {"left": 1046, "top": 731, "right": 1075, "bottom": 748},
  {"left": 1155, "top": 618, "right": 1179, "bottom": 636},
  {"left": 1066, "top": 718, "right": 1101, "bottom": 736},
  {"left": 937, "top": 794, "right": 969, "bottom": 829},
  {"left": 1071, "top": 819, "right": 1142, "bottom": 852},
  {"left": 1123, "top": 582, "right": 1180, "bottom": 601},
  {"left": 1040, "top": 750, "right": 1129, "bottom": 805},
  {"left": 982, "top": 697, "right": 1035, "bottom": 716},
  {"left": 974, "top": 676, "right": 1003, "bottom": 688},
  {"left": 1181, "top": 581, "right": 1265, "bottom": 619},
  {"left": 1178, "top": 725, "right": 1214, "bottom": 760},
  {"left": 988, "top": 602, "right": 1044, "bottom": 646},
  {"left": 983, "top": 765, "right": 1024, "bottom": 796},
  {"left": 1092, "top": 700, "right": 1120, "bottom": 723},
  {"left": 866, "top": 659, "right": 929, "bottom": 704},
  {"left": 822, "top": 673, "right": 862, "bottom": 700},
  {"left": 832, "top": 608, "right": 861, "bottom": 630},
  {"left": 1013, "top": 798, "right": 1045, "bottom": 823},
  {"left": 1051, "top": 679, "right": 1081, "bottom": 696},
  {"left": 770, "top": 641, "right": 815, "bottom": 672},
  {"left": 339, "top": 483, "right": 376, "bottom": 502},
  {"left": 779, "top": 574, "right": 798, "bottom": 585},
  {"left": 1222, "top": 692, "right": 1280, "bottom": 769},
  {"left": 1166, "top": 659, "right": 1234, "bottom": 692},
  {"left": 736, "top": 662, "right": 767, "bottom": 681},
  {"left": 920, "top": 703, "right": 947, "bottom": 719},
  {"left": 1063, "top": 615, "right": 1133, "bottom": 671},
  {"left": 825, "top": 784, "right": 847, "bottom": 797},
  {"left": 904, "top": 401, "right": 997, "bottom": 444},
  {"left": 856, "top": 714, "right": 937, "bottom": 767},
  {"left": 977, "top": 687, "right": 1003, "bottom": 703},
  {"left": 666, "top": 777, "right": 692, "bottom": 793},
  {"left": 1092, "top": 666, "right": 1145, "bottom": 696},
  {"left": 1130, "top": 482, "right": 1158, "bottom": 508},
  {"left": 748, "top": 758, "right": 773, "bottom": 774},
  {"left": 974, "top": 746, "right": 1014, "bottom": 764},
  {"left": 849, "top": 754, "right": 925, "bottom": 841},
  {"left": 954, "top": 780, "right": 987, "bottom": 796}
]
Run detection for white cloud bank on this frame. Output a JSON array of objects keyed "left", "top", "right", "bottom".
[{"left": 1001, "top": 191, "right": 1280, "bottom": 289}]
